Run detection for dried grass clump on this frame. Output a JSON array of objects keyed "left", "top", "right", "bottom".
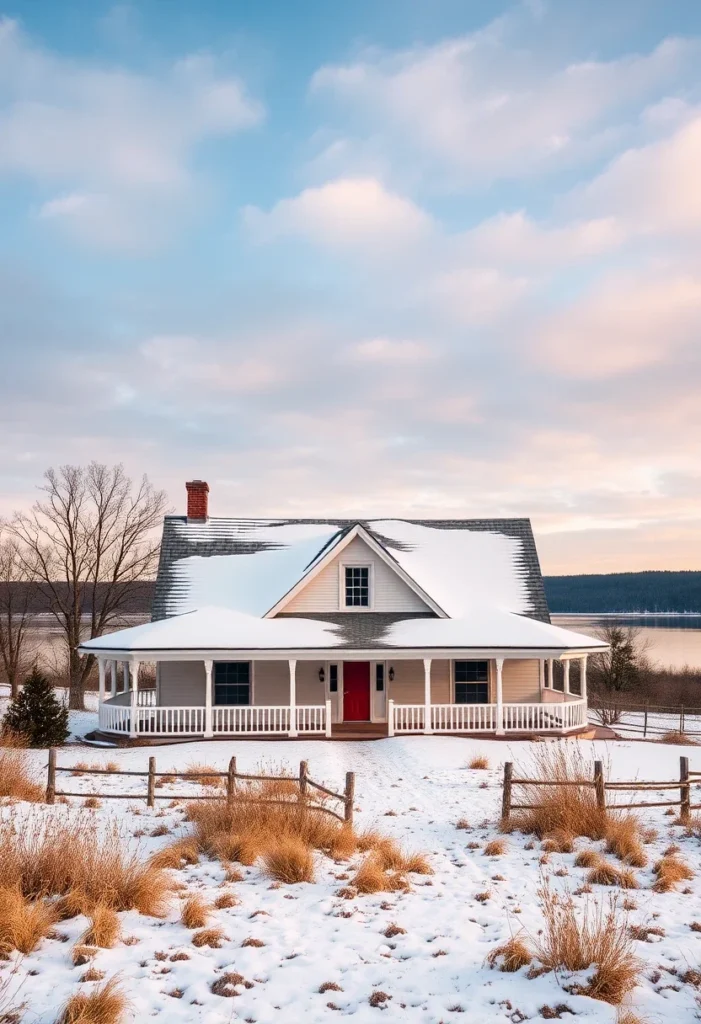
[
  {"left": 484, "top": 839, "right": 506, "bottom": 857},
  {"left": 574, "top": 850, "right": 601, "bottom": 869},
  {"left": 0, "top": 811, "right": 171, "bottom": 917},
  {"left": 263, "top": 838, "right": 315, "bottom": 884},
  {"left": 149, "top": 838, "right": 199, "bottom": 870},
  {"left": 180, "top": 895, "right": 209, "bottom": 929},
  {"left": 504, "top": 744, "right": 607, "bottom": 840},
  {"left": 356, "top": 835, "right": 431, "bottom": 875},
  {"left": 185, "top": 775, "right": 360, "bottom": 870},
  {"left": 352, "top": 856, "right": 410, "bottom": 895},
  {"left": 0, "top": 742, "right": 43, "bottom": 802},
  {"left": 587, "top": 860, "right": 639, "bottom": 889},
  {"left": 0, "top": 884, "right": 57, "bottom": 955},
  {"left": 468, "top": 755, "right": 490, "bottom": 770},
  {"left": 605, "top": 818, "right": 647, "bottom": 868},
  {"left": 181, "top": 764, "right": 224, "bottom": 788},
  {"left": 652, "top": 854, "right": 694, "bottom": 893},
  {"left": 658, "top": 731, "right": 698, "bottom": 746},
  {"left": 455, "top": 818, "right": 470, "bottom": 830},
  {"left": 214, "top": 891, "right": 238, "bottom": 909},
  {"left": 81, "top": 904, "right": 120, "bottom": 948},
  {"left": 57, "top": 977, "right": 126, "bottom": 1024},
  {"left": 486, "top": 935, "right": 533, "bottom": 972},
  {"left": 535, "top": 886, "right": 641, "bottom": 1005},
  {"left": 191, "top": 926, "right": 224, "bottom": 948},
  {"left": 541, "top": 829, "right": 575, "bottom": 854}
]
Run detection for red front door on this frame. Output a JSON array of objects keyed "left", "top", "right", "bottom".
[{"left": 343, "top": 662, "right": 371, "bottom": 721}]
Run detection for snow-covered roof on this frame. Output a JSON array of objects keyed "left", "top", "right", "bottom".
[
  {"left": 80, "top": 606, "right": 605, "bottom": 654},
  {"left": 153, "top": 516, "right": 549, "bottom": 622}
]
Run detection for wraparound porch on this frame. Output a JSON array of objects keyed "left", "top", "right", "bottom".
[{"left": 94, "top": 652, "right": 591, "bottom": 740}]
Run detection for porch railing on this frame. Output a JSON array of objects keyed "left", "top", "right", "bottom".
[
  {"left": 98, "top": 698, "right": 330, "bottom": 738},
  {"left": 390, "top": 698, "right": 587, "bottom": 735}
]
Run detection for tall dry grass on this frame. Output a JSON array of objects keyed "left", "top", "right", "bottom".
[
  {"left": 0, "top": 884, "right": 57, "bottom": 955},
  {"left": 534, "top": 885, "right": 641, "bottom": 1005},
  {"left": 0, "top": 733, "right": 43, "bottom": 802},
  {"left": 57, "top": 977, "right": 127, "bottom": 1024},
  {"left": 504, "top": 744, "right": 608, "bottom": 840},
  {"left": 0, "top": 811, "right": 171, "bottom": 917},
  {"left": 186, "top": 777, "right": 355, "bottom": 869}
]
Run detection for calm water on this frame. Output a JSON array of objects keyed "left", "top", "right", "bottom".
[{"left": 553, "top": 615, "right": 701, "bottom": 670}]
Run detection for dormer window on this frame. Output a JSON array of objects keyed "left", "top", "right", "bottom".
[{"left": 344, "top": 565, "right": 370, "bottom": 607}]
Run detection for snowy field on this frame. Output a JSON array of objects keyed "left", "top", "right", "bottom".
[
  {"left": 3, "top": 732, "right": 701, "bottom": 1022},
  {"left": 603, "top": 709, "right": 701, "bottom": 742}
]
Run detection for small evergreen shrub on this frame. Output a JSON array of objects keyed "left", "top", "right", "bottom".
[{"left": 2, "top": 668, "right": 69, "bottom": 747}]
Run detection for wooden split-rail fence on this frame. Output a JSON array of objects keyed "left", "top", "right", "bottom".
[
  {"left": 501, "top": 756, "right": 701, "bottom": 826},
  {"left": 45, "top": 749, "right": 355, "bottom": 824}
]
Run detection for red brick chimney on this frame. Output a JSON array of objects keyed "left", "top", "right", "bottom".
[{"left": 186, "top": 480, "right": 209, "bottom": 521}]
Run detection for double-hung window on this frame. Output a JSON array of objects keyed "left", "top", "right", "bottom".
[
  {"left": 344, "top": 566, "right": 370, "bottom": 607},
  {"left": 454, "top": 661, "right": 489, "bottom": 704},
  {"left": 214, "top": 662, "right": 250, "bottom": 705}
]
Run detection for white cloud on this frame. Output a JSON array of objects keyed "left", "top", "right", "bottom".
[
  {"left": 243, "top": 177, "right": 432, "bottom": 252},
  {"left": 0, "top": 17, "right": 263, "bottom": 248},
  {"left": 344, "top": 336, "right": 436, "bottom": 364},
  {"left": 310, "top": 12, "right": 700, "bottom": 187},
  {"left": 574, "top": 112, "right": 701, "bottom": 237},
  {"left": 538, "top": 272, "right": 701, "bottom": 378}
]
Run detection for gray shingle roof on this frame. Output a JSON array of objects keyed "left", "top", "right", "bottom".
[{"left": 152, "top": 517, "right": 551, "bottom": 624}]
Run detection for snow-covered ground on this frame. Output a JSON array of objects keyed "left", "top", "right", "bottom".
[
  {"left": 3, "top": 735, "right": 701, "bottom": 1022},
  {"left": 603, "top": 709, "right": 701, "bottom": 742}
]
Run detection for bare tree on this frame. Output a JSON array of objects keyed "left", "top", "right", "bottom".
[
  {"left": 588, "top": 622, "right": 650, "bottom": 725},
  {"left": 0, "top": 527, "right": 38, "bottom": 697},
  {"left": 11, "top": 463, "right": 169, "bottom": 710}
]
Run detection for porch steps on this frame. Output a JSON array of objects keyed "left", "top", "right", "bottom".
[{"left": 331, "top": 723, "right": 388, "bottom": 741}]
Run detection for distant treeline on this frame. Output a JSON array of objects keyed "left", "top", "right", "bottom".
[
  {"left": 0, "top": 581, "right": 156, "bottom": 615},
  {"left": 545, "top": 571, "right": 701, "bottom": 613}
]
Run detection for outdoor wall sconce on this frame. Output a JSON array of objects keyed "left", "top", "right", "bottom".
[
  {"left": 318, "top": 666, "right": 325, "bottom": 684},
  {"left": 388, "top": 666, "right": 395, "bottom": 681}
]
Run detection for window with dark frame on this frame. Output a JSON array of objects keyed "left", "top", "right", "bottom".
[
  {"left": 214, "top": 662, "right": 250, "bottom": 705},
  {"left": 375, "top": 664, "right": 384, "bottom": 691},
  {"left": 454, "top": 660, "right": 489, "bottom": 704},
  {"left": 329, "top": 664, "right": 338, "bottom": 693},
  {"left": 345, "top": 565, "right": 370, "bottom": 607}
]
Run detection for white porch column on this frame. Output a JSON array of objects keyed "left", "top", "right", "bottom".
[
  {"left": 98, "top": 658, "right": 106, "bottom": 706},
  {"left": 288, "top": 659, "right": 298, "bottom": 737},
  {"left": 580, "top": 655, "right": 588, "bottom": 701},
  {"left": 563, "top": 659, "right": 571, "bottom": 695},
  {"left": 547, "top": 658, "right": 554, "bottom": 689},
  {"left": 538, "top": 659, "right": 545, "bottom": 698},
  {"left": 129, "top": 660, "right": 140, "bottom": 739},
  {"left": 122, "top": 661, "right": 129, "bottom": 693},
  {"left": 495, "top": 657, "right": 505, "bottom": 735},
  {"left": 204, "top": 660, "right": 213, "bottom": 739},
  {"left": 423, "top": 658, "right": 432, "bottom": 734},
  {"left": 110, "top": 659, "right": 117, "bottom": 698}
]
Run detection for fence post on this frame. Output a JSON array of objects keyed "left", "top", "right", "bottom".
[
  {"left": 643, "top": 701, "right": 648, "bottom": 739},
  {"left": 501, "top": 761, "right": 513, "bottom": 825},
  {"left": 681, "top": 704, "right": 685, "bottom": 734},
  {"left": 680, "top": 755, "right": 690, "bottom": 824},
  {"left": 594, "top": 760, "right": 606, "bottom": 812},
  {"left": 46, "top": 748, "right": 56, "bottom": 805},
  {"left": 227, "top": 756, "right": 237, "bottom": 805},
  {"left": 147, "top": 756, "right": 156, "bottom": 808},
  {"left": 299, "top": 760, "right": 308, "bottom": 801},
  {"left": 344, "top": 771, "right": 355, "bottom": 824}
]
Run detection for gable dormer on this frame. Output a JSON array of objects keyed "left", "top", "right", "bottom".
[{"left": 280, "top": 534, "right": 434, "bottom": 615}]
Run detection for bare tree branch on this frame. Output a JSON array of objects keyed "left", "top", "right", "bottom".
[
  {"left": 10, "top": 463, "right": 169, "bottom": 709},
  {"left": 0, "top": 525, "right": 38, "bottom": 697}
]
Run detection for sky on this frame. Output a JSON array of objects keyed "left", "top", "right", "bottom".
[{"left": 1, "top": 0, "right": 700, "bottom": 575}]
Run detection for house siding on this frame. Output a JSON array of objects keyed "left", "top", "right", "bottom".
[
  {"left": 283, "top": 536, "right": 431, "bottom": 614},
  {"left": 502, "top": 659, "right": 540, "bottom": 703},
  {"left": 156, "top": 656, "right": 541, "bottom": 710}
]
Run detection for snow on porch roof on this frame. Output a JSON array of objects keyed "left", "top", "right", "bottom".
[
  {"left": 154, "top": 516, "right": 549, "bottom": 621},
  {"left": 79, "top": 606, "right": 605, "bottom": 654}
]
